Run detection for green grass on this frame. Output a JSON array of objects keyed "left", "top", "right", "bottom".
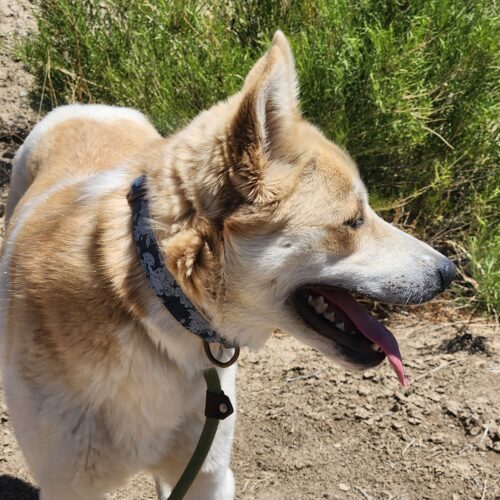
[
  {"left": 21, "top": 0, "right": 499, "bottom": 314},
  {"left": 466, "top": 186, "right": 500, "bottom": 317}
]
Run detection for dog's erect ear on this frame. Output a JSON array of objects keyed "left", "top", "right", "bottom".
[
  {"left": 227, "top": 31, "right": 300, "bottom": 204},
  {"left": 240, "top": 30, "right": 299, "bottom": 113}
]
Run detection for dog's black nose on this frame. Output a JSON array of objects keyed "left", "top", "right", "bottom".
[{"left": 438, "top": 259, "right": 456, "bottom": 292}]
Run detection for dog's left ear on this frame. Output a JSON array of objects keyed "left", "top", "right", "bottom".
[{"left": 227, "top": 31, "right": 300, "bottom": 204}]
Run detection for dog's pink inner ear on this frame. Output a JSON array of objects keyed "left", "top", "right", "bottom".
[{"left": 227, "top": 32, "right": 300, "bottom": 204}]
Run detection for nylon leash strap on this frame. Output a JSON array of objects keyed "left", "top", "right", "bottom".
[{"left": 168, "top": 367, "right": 233, "bottom": 500}]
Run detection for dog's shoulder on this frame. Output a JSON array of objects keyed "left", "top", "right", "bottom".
[{"left": 8, "top": 104, "right": 160, "bottom": 213}]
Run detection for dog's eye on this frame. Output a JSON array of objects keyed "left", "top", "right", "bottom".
[{"left": 344, "top": 217, "right": 364, "bottom": 230}]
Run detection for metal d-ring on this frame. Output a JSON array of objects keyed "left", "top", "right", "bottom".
[{"left": 203, "top": 341, "right": 240, "bottom": 368}]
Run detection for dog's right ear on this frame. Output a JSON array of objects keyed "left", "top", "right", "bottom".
[{"left": 226, "top": 31, "right": 301, "bottom": 205}]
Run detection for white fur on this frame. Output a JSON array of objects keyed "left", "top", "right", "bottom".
[
  {"left": 77, "top": 166, "right": 131, "bottom": 205},
  {"left": 1, "top": 275, "right": 236, "bottom": 500},
  {"left": 2, "top": 328, "right": 236, "bottom": 500}
]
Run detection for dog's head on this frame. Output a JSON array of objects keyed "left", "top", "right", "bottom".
[{"left": 163, "top": 32, "right": 455, "bottom": 383}]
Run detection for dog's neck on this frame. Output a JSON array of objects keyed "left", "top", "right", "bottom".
[
  {"left": 146, "top": 93, "right": 243, "bottom": 227},
  {"left": 128, "top": 174, "right": 235, "bottom": 350}
]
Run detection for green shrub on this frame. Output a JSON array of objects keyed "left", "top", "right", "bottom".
[
  {"left": 466, "top": 186, "right": 500, "bottom": 317},
  {"left": 22, "top": 0, "right": 499, "bottom": 313}
]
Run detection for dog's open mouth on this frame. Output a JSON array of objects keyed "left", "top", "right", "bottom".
[{"left": 292, "top": 287, "right": 408, "bottom": 387}]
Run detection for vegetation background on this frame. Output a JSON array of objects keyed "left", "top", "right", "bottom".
[{"left": 21, "top": 0, "right": 499, "bottom": 314}]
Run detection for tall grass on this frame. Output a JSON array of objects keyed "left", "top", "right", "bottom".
[{"left": 22, "top": 0, "right": 499, "bottom": 313}]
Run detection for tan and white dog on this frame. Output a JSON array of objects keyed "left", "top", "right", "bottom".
[{"left": 0, "top": 32, "right": 455, "bottom": 499}]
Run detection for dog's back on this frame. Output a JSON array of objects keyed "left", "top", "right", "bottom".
[{"left": 5, "top": 104, "right": 159, "bottom": 227}]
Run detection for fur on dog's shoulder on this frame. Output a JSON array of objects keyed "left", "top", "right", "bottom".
[{"left": 5, "top": 104, "right": 160, "bottom": 225}]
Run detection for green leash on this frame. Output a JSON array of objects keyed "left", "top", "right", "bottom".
[{"left": 168, "top": 342, "right": 239, "bottom": 500}]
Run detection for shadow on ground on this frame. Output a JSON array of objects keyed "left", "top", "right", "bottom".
[{"left": 0, "top": 474, "right": 38, "bottom": 500}]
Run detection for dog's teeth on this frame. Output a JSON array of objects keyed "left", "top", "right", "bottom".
[
  {"left": 309, "top": 295, "right": 319, "bottom": 307},
  {"left": 335, "top": 322, "right": 345, "bottom": 332},
  {"left": 317, "top": 303, "right": 328, "bottom": 314},
  {"left": 371, "top": 344, "right": 382, "bottom": 352},
  {"left": 323, "top": 311, "right": 336, "bottom": 322},
  {"left": 308, "top": 294, "right": 314, "bottom": 305},
  {"left": 312, "top": 296, "right": 328, "bottom": 314}
]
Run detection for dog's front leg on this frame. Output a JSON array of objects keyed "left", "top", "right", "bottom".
[
  {"left": 152, "top": 365, "right": 237, "bottom": 500},
  {"left": 183, "top": 467, "right": 235, "bottom": 500},
  {"left": 154, "top": 477, "right": 169, "bottom": 500},
  {"left": 154, "top": 468, "right": 234, "bottom": 500}
]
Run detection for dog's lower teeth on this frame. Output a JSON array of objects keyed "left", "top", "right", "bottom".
[
  {"left": 371, "top": 344, "right": 381, "bottom": 352},
  {"left": 335, "top": 322, "right": 345, "bottom": 332},
  {"left": 323, "top": 312, "right": 336, "bottom": 322}
]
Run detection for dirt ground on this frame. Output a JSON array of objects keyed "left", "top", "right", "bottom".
[{"left": 0, "top": 1, "right": 499, "bottom": 499}]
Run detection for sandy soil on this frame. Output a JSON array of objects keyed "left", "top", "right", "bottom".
[{"left": 0, "top": 1, "right": 499, "bottom": 499}]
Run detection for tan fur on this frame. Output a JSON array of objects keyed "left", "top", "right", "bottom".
[{"left": 1, "top": 32, "right": 453, "bottom": 500}]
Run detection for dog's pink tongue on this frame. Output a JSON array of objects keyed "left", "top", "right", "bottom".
[{"left": 317, "top": 288, "right": 409, "bottom": 387}]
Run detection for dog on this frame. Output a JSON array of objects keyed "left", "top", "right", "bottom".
[{"left": 0, "top": 31, "right": 455, "bottom": 499}]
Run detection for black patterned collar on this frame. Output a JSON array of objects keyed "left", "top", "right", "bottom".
[{"left": 128, "top": 175, "right": 235, "bottom": 349}]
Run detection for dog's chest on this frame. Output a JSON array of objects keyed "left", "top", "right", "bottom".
[
  {"left": 59, "top": 331, "right": 208, "bottom": 466},
  {"left": 113, "top": 358, "right": 204, "bottom": 444}
]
